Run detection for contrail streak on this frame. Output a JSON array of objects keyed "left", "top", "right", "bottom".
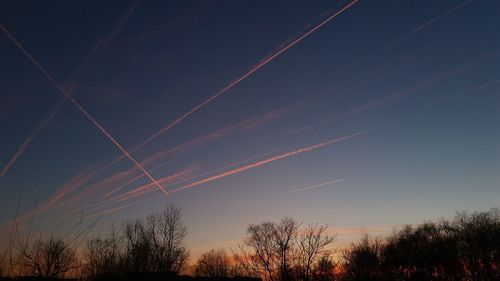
[
  {"left": 67, "top": 0, "right": 139, "bottom": 86},
  {"left": 356, "top": 0, "right": 471, "bottom": 65},
  {"left": 388, "top": 0, "right": 471, "bottom": 47},
  {"left": 0, "top": 2, "right": 137, "bottom": 178},
  {"left": 431, "top": 78, "right": 500, "bottom": 103},
  {"left": 0, "top": 105, "right": 57, "bottom": 177},
  {"left": 168, "top": 131, "right": 367, "bottom": 194},
  {"left": 278, "top": 178, "right": 346, "bottom": 196},
  {"left": 87, "top": 200, "right": 143, "bottom": 218},
  {"left": 290, "top": 51, "right": 500, "bottom": 135},
  {"left": 89, "top": 153, "right": 275, "bottom": 215},
  {"left": 0, "top": 25, "right": 169, "bottom": 197},
  {"left": 102, "top": 159, "right": 173, "bottom": 199},
  {"left": 132, "top": 0, "right": 359, "bottom": 151},
  {"left": 167, "top": 150, "right": 276, "bottom": 187}
]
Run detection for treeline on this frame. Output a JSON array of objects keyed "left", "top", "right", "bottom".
[
  {"left": 341, "top": 209, "right": 500, "bottom": 281},
  {"left": 1, "top": 206, "right": 498, "bottom": 281}
]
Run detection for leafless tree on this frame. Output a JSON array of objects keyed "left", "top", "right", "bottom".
[
  {"left": 232, "top": 244, "right": 265, "bottom": 278},
  {"left": 83, "top": 227, "right": 121, "bottom": 278},
  {"left": 295, "top": 224, "right": 335, "bottom": 281},
  {"left": 237, "top": 218, "right": 336, "bottom": 281},
  {"left": 194, "top": 249, "right": 231, "bottom": 278},
  {"left": 122, "top": 219, "right": 152, "bottom": 273},
  {"left": 245, "top": 221, "right": 280, "bottom": 281},
  {"left": 273, "top": 217, "right": 300, "bottom": 281},
  {"left": 145, "top": 204, "right": 189, "bottom": 273},
  {"left": 18, "top": 235, "right": 78, "bottom": 279}
]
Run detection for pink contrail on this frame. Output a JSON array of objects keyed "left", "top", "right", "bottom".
[
  {"left": 168, "top": 131, "right": 367, "bottom": 194},
  {"left": 94, "top": 152, "right": 276, "bottom": 214},
  {"left": 101, "top": 166, "right": 198, "bottom": 206},
  {"left": 278, "top": 178, "right": 346, "bottom": 196},
  {"left": 132, "top": 0, "right": 359, "bottom": 151},
  {"left": 0, "top": 3, "right": 137, "bottom": 178},
  {"left": 167, "top": 150, "right": 276, "bottom": 187},
  {"left": 25, "top": 108, "right": 286, "bottom": 222},
  {"left": 0, "top": 107, "right": 56, "bottom": 177},
  {"left": 0, "top": 25, "right": 168, "bottom": 197},
  {"left": 102, "top": 159, "right": 173, "bottom": 199},
  {"left": 432, "top": 78, "right": 500, "bottom": 103},
  {"left": 52, "top": 107, "right": 287, "bottom": 206}
]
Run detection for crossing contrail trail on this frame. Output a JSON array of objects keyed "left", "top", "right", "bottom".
[
  {"left": 131, "top": 0, "right": 359, "bottom": 151},
  {"left": 0, "top": 25, "right": 169, "bottom": 197},
  {"left": 168, "top": 131, "right": 367, "bottom": 194},
  {"left": 0, "top": 2, "right": 138, "bottom": 178},
  {"left": 45, "top": 0, "right": 358, "bottom": 183}
]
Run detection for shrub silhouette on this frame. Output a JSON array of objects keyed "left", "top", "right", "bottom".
[
  {"left": 18, "top": 236, "right": 78, "bottom": 279},
  {"left": 339, "top": 208, "right": 500, "bottom": 281},
  {"left": 194, "top": 249, "right": 232, "bottom": 278}
]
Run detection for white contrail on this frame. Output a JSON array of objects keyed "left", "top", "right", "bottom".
[
  {"left": 278, "top": 179, "right": 346, "bottom": 196},
  {"left": 131, "top": 0, "right": 359, "bottom": 151}
]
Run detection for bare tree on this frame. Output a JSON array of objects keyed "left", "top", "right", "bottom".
[
  {"left": 295, "top": 224, "right": 335, "bottom": 281},
  {"left": 84, "top": 228, "right": 121, "bottom": 278},
  {"left": 18, "top": 236, "right": 78, "bottom": 279},
  {"left": 238, "top": 217, "right": 303, "bottom": 281},
  {"left": 145, "top": 204, "right": 189, "bottom": 273},
  {"left": 245, "top": 221, "right": 280, "bottom": 281},
  {"left": 194, "top": 249, "right": 231, "bottom": 278},
  {"left": 273, "top": 217, "right": 300, "bottom": 281},
  {"left": 232, "top": 244, "right": 265, "bottom": 279},
  {"left": 122, "top": 219, "right": 152, "bottom": 273}
]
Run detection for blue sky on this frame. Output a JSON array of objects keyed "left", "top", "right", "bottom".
[{"left": 1, "top": 0, "right": 499, "bottom": 257}]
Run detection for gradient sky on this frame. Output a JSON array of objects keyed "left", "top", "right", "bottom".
[{"left": 1, "top": 0, "right": 499, "bottom": 258}]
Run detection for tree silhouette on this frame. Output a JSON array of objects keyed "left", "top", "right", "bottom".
[
  {"left": 121, "top": 218, "right": 152, "bottom": 273},
  {"left": 340, "top": 235, "right": 383, "bottom": 281},
  {"left": 194, "top": 249, "right": 231, "bottom": 278},
  {"left": 84, "top": 228, "right": 121, "bottom": 278},
  {"left": 145, "top": 204, "right": 189, "bottom": 273},
  {"left": 311, "top": 255, "right": 336, "bottom": 281},
  {"left": 295, "top": 224, "right": 335, "bottom": 281},
  {"left": 236, "top": 218, "right": 335, "bottom": 281},
  {"left": 18, "top": 236, "right": 78, "bottom": 279},
  {"left": 454, "top": 209, "right": 500, "bottom": 280}
]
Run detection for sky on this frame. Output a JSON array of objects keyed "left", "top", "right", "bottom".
[{"left": 1, "top": 0, "right": 499, "bottom": 258}]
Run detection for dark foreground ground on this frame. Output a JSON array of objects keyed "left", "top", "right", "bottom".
[{"left": 0, "top": 274, "right": 261, "bottom": 281}]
